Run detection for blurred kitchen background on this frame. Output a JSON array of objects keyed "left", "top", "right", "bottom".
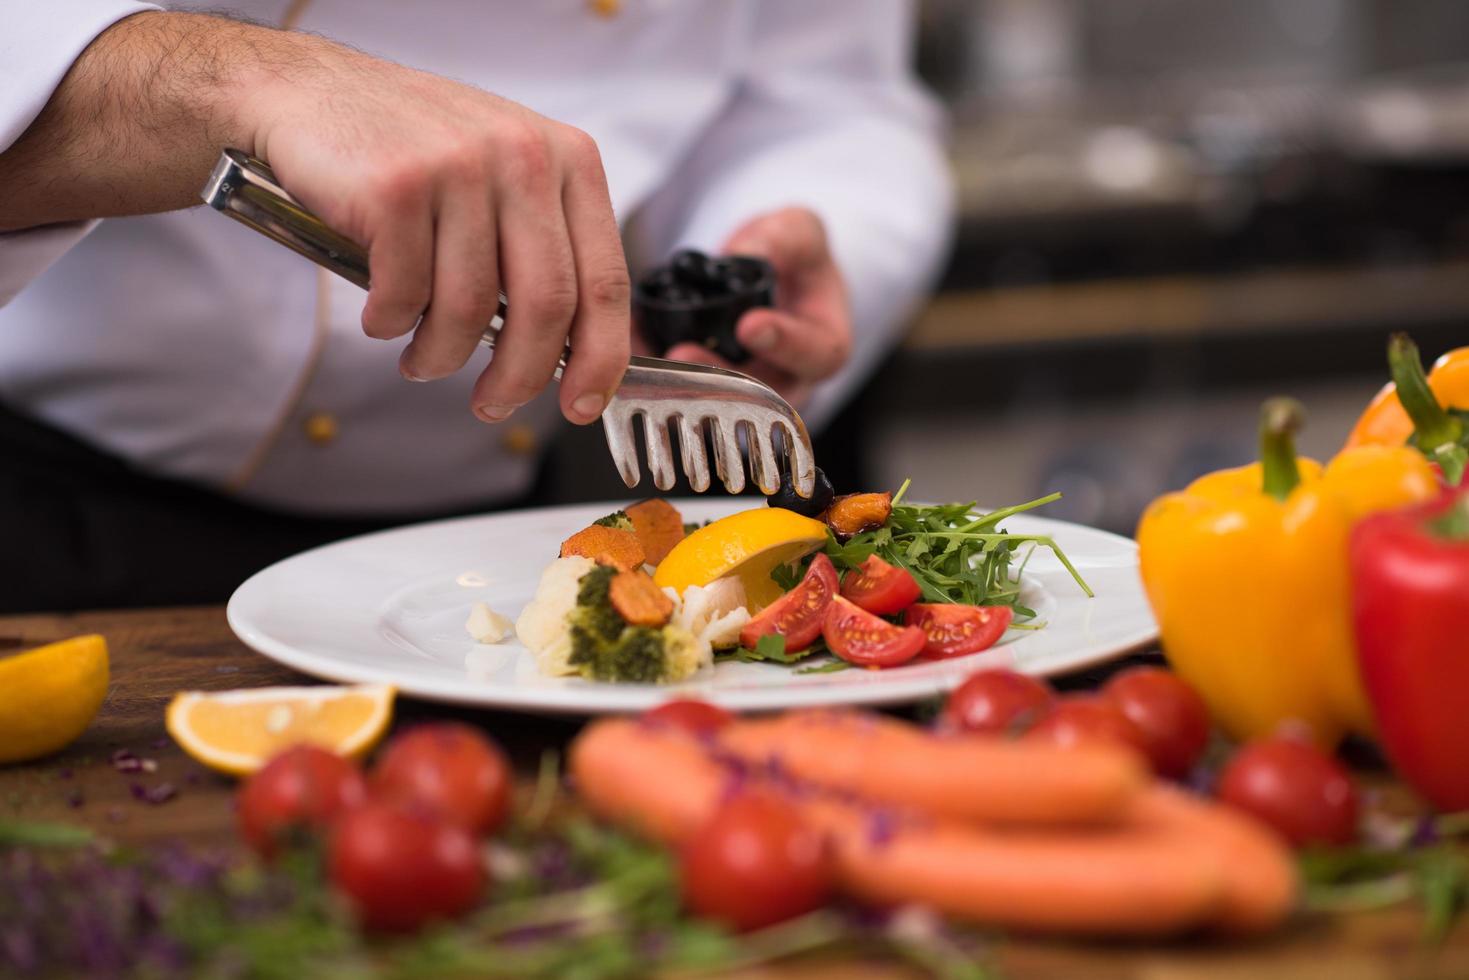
[{"left": 553, "top": 0, "right": 1469, "bottom": 535}]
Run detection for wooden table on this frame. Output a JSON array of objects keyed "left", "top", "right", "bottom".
[{"left": 3, "top": 606, "right": 1467, "bottom": 979}]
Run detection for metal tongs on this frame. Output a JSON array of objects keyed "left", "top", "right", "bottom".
[{"left": 200, "top": 150, "right": 817, "bottom": 497}]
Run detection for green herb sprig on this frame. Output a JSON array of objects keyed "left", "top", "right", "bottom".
[{"left": 816, "top": 480, "right": 1091, "bottom": 621}]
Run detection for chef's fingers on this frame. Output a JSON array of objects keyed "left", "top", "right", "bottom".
[
  {"left": 470, "top": 161, "right": 579, "bottom": 422},
  {"left": 722, "top": 207, "right": 828, "bottom": 277},
  {"left": 360, "top": 183, "right": 435, "bottom": 341},
  {"left": 556, "top": 132, "right": 630, "bottom": 424},
  {"left": 399, "top": 180, "right": 501, "bottom": 381},
  {"left": 664, "top": 342, "right": 812, "bottom": 408},
  {"left": 734, "top": 308, "right": 849, "bottom": 383}
]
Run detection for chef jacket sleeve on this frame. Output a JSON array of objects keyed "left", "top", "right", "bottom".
[
  {"left": 631, "top": 0, "right": 954, "bottom": 430},
  {"left": 0, "top": 1, "right": 161, "bottom": 308}
]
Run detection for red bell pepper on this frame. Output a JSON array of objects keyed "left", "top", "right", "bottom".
[{"left": 1350, "top": 487, "right": 1469, "bottom": 812}]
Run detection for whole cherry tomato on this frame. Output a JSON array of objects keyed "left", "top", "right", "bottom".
[
  {"left": 1216, "top": 736, "right": 1359, "bottom": 847},
  {"left": 1026, "top": 696, "right": 1151, "bottom": 761},
  {"left": 739, "top": 554, "right": 838, "bottom": 652},
  {"left": 822, "top": 596, "right": 926, "bottom": 668},
  {"left": 941, "top": 668, "right": 1055, "bottom": 736},
  {"left": 680, "top": 792, "right": 833, "bottom": 931},
  {"left": 237, "top": 745, "right": 367, "bottom": 858},
  {"left": 1102, "top": 667, "right": 1211, "bottom": 778},
  {"left": 329, "top": 802, "right": 486, "bottom": 932},
  {"left": 371, "top": 723, "right": 512, "bottom": 836},
  {"left": 905, "top": 603, "right": 1013, "bottom": 659},
  {"left": 641, "top": 698, "right": 735, "bottom": 736},
  {"left": 839, "top": 555, "right": 922, "bottom": 616}
]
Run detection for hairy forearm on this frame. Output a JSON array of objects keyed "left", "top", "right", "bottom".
[{"left": 0, "top": 11, "right": 328, "bottom": 231}]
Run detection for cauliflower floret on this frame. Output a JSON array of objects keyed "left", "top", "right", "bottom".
[
  {"left": 516, "top": 556, "right": 596, "bottom": 677},
  {"left": 666, "top": 577, "right": 752, "bottom": 665},
  {"left": 465, "top": 601, "right": 514, "bottom": 643},
  {"left": 668, "top": 577, "right": 751, "bottom": 649}
]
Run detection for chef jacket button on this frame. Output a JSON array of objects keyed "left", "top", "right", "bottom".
[
  {"left": 502, "top": 424, "right": 538, "bottom": 456},
  {"left": 303, "top": 412, "right": 339, "bottom": 446},
  {"left": 588, "top": 0, "right": 621, "bottom": 17}
]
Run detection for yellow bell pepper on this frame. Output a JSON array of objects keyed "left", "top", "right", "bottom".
[{"left": 1137, "top": 398, "right": 1439, "bottom": 748}]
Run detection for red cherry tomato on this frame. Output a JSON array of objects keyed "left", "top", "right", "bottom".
[
  {"left": 822, "top": 596, "right": 926, "bottom": 668},
  {"left": 904, "top": 603, "right": 1013, "bottom": 659},
  {"left": 642, "top": 698, "right": 735, "bottom": 736},
  {"left": 329, "top": 802, "right": 486, "bottom": 932},
  {"left": 1101, "top": 667, "right": 1211, "bottom": 779},
  {"left": 739, "top": 554, "right": 839, "bottom": 652},
  {"left": 680, "top": 792, "right": 833, "bottom": 931},
  {"left": 839, "top": 555, "right": 922, "bottom": 616},
  {"left": 1216, "top": 737, "right": 1359, "bottom": 847},
  {"left": 1026, "top": 696, "right": 1151, "bottom": 761},
  {"left": 371, "top": 723, "right": 512, "bottom": 836},
  {"left": 941, "top": 668, "right": 1055, "bottom": 736},
  {"left": 237, "top": 745, "right": 367, "bottom": 858}
]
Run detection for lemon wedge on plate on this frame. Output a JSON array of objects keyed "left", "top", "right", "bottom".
[
  {"left": 0, "top": 634, "right": 109, "bottom": 765},
  {"left": 653, "top": 507, "right": 829, "bottom": 611},
  {"left": 167, "top": 684, "right": 394, "bottom": 776}
]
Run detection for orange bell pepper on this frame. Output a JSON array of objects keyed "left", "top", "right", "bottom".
[{"left": 1344, "top": 333, "right": 1469, "bottom": 484}]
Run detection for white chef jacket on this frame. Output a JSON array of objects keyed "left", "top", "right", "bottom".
[{"left": 0, "top": 0, "right": 952, "bottom": 517}]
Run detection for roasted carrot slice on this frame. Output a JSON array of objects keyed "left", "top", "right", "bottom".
[
  {"left": 825, "top": 492, "right": 892, "bottom": 538},
  {"left": 609, "top": 570, "right": 675, "bottom": 627},
  {"left": 559, "top": 525, "right": 646, "bottom": 571},
  {"left": 626, "top": 499, "right": 686, "bottom": 566}
]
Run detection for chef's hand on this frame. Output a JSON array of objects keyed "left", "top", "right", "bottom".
[
  {"left": 245, "top": 44, "right": 629, "bottom": 426},
  {"left": 664, "top": 208, "right": 851, "bottom": 407},
  {"left": 0, "top": 12, "right": 628, "bottom": 427}
]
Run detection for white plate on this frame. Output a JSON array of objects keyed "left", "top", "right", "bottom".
[{"left": 227, "top": 499, "right": 1157, "bottom": 714}]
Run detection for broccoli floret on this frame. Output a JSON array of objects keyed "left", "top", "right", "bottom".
[
  {"left": 593, "top": 510, "right": 634, "bottom": 530},
  {"left": 567, "top": 565, "right": 702, "bottom": 683}
]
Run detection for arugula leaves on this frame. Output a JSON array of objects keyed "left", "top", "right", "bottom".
[{"left": 789, "top": 481, "right": 1091, "bottom": 622}]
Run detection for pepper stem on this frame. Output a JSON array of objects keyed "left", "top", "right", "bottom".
[
  {"left": 1428, "top": 494, "right": 1469, "bottom": 541},
  {"left": 1389, "top": 333, "right": 1463, "bottom": 451},
  {"left": 1260, "top": 397, "right": 1305, "bottom": 501}
]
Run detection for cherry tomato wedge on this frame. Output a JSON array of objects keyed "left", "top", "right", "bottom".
[
  {"left": 1216, "top": 736, "right": 1359, "bottom": 848},
  {"left": 904, "top": 603, "right": 1013, "bottom": 659},
  {"left": 1101, "top": 667, "right": 1211, "bottom": 779},
  {"left": 822, "top": 595, "right": 925, "bottom": 668},
  {"left": 680, "top": 792, "right": 833, "bottom": 931},
  {"left": 941, "top": 668, "right": 1055, "bottom": 736},
  {"left": 1025, "top": 695, "right": 1151, "bottom": 762},
  {"left": 328, "top": 802, "right": 486, "bottom": 932},
  {"left": 642, "top": 698, "right": 735, "bottom": 736},
  {"left": 371, "top": 723, "right": 512, "bottom": 836},
  {"left": 237, "top": 745, "right": 367, "bottom": 859},
  {"left": 839, "top": 555, "right": 921, "bottom": 615},
  {"left": 738, "top": 554, "right": 838, "bottom": 652}
]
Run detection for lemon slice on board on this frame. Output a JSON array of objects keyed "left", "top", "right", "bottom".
[
  {"left": 0, "top": 634, "right": 109, "bottom": 765},
  {"left": 653, "top": 507, "right": 829, "bottom": 611},
  {"left": 166, "top": 684, "right": 394, "bottom": 776}
]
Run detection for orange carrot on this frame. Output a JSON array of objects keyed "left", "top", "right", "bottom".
[
  {"left": 627, "top": 499, "right": 686, "bottom": 566},
  {"left": 569, "top": 717, "right": 723, "bottom": 844},
  {"left": 609, "top": 570, "right": 674, "bottom": 627},
  {"left": 717, "top": 709, "right": 1148, "bottom": 826},
  {"left": 806, "top": 797, "right": 1223, "bottom": 937},
  {"left": 570, "top": 718, "right": 1242, "bottom": 937},
  {"left": 559, "top": 525, "right": 646, "bottom": 571},
  {"left": 1130, "top": 786, "right": 1298, "bottom": 935}
]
